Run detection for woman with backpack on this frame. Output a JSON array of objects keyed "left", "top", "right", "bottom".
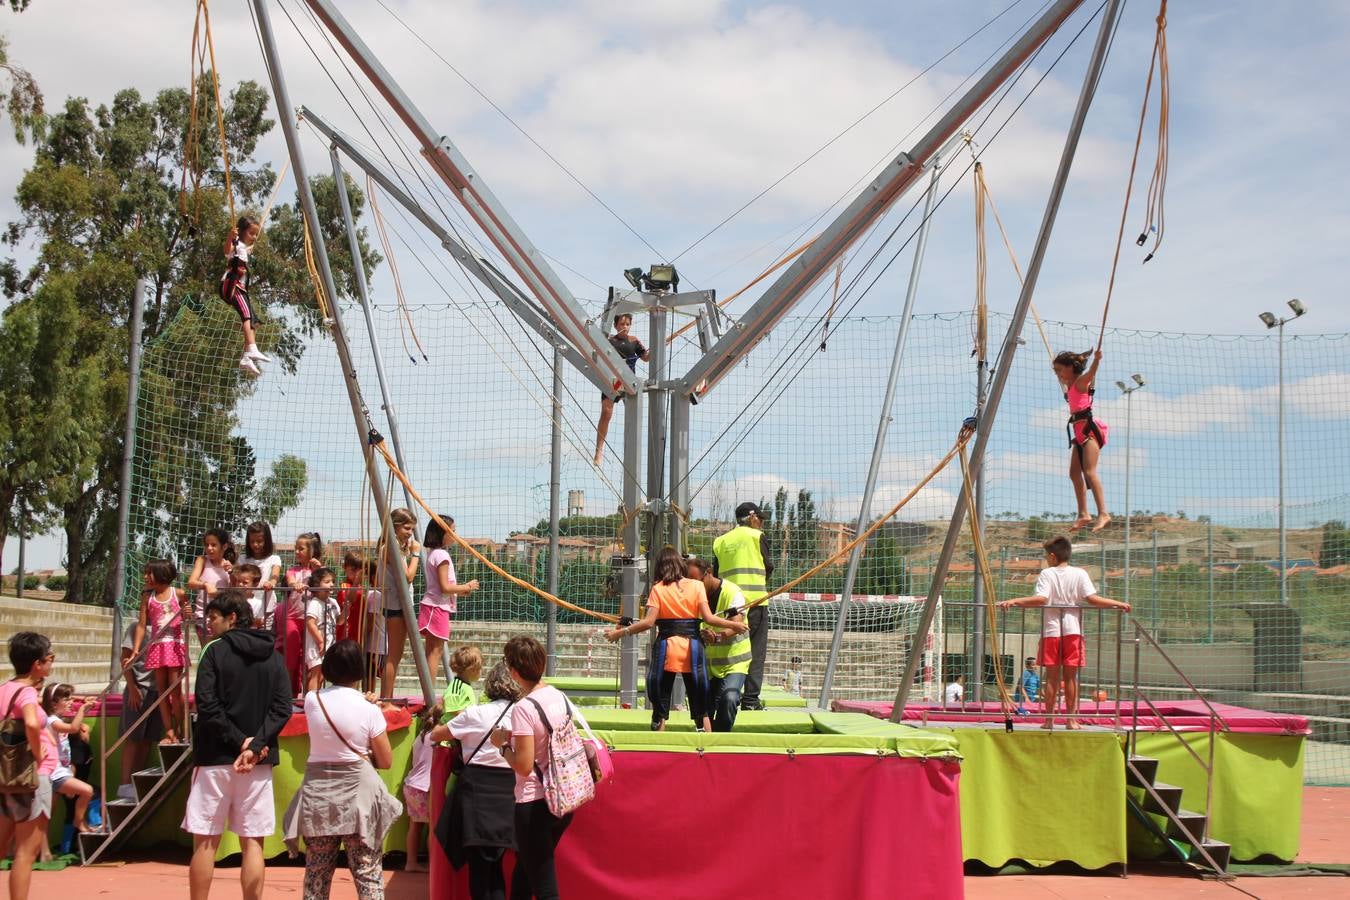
[{"left": 489, "top": 635, "right": 575, "bottom": 900}]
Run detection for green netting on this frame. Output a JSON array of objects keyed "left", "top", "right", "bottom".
[{"left": 121, "top": 258, "right": 1350, "bottom": 784}]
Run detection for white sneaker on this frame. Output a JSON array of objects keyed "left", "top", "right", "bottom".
[
  {"left": 116, "top": 784, "right": 136, "bottom": 802},
  {"left": 239, "top": 355, "right": 261, "bottom": 376},
  {"left": 245, "top": 346, "right": 272, "bottom": 364}
]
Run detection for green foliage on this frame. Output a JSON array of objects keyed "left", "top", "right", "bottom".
[
  {"left": 2, "top": 74, "right": 377, "bottom": 604},
  {"left": 0, "top": 29, "right": 43, "bottom": 143},
  {"left": 21, "top": 575, "right": 39, "bottom": 590},
  {"left": 1321, "top": 520, "right": 1350, "bottom": 568},
  {"left": 44, "top": 574, "right": 67, "bottom": 591},
  {"left": 527, "top": 513, "right": 623, "bottom": 539}
]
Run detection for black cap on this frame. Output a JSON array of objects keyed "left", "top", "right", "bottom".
[{"left": 735, "top": 501, "right": 764, "bottom": 521}]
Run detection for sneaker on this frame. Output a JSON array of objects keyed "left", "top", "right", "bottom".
[
  {"left": 740, "top": 699, "right": 765, "bottom": 711},
  {"left": 245, "top": 346, "right": 272, "bottom": 364},
  {"left": 239, "top": 355, "right": 261, "bottom": 376},
  {"left": 116, "top": 784, "right": 136, "bottom": 802}
]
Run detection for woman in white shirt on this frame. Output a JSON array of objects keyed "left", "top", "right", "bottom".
[
  {"left": 283, "top": 640, "right": 402, "bottom": 899},
  {"left": 432, "top": 660, "right": 520, "bottom": 900}
]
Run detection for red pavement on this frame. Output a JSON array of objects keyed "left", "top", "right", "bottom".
[{"left": 24, "top": 788, "right": 1350, "bottom": 898}]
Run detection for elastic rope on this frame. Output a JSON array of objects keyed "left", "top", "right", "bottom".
[
  {"left": 743, "top": 430, "right": 970, "bottom": 610},
  {"left": 372, "top": 441, "right": 618, "bottom": 623},
  {"left": 366, "top": 175, "right": 429, "bottom": 363},
  {"left": 959, "top": 444, "right": 1016, "bottom": 712},
  {"left": 301, "top": 214, "right": 333, "bottom": 319},
  {"left": 973, "top": 163, "right": 989, "bottom": 362},
  {"left": 1098, "top": 0, "right": 1169, "bottom": 352},
  {"left": 666, "top": 239, "right": 814, "bottom": 345},
  {"left": 259, "top": 158, "right": 290, "bottom": 228},
  {"left": 198, "top": 0, "right": 235, "bottom": 224}
]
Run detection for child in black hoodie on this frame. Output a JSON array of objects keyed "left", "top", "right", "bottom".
[{"left": 182, "top": 589, "right": 293, "bottom": 900}]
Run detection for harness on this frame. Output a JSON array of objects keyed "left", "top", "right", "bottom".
[
  {"left": 644, "top": 618, "right": 710, "bottom": 711},
  {"left": 1064, "top": 388, "right": 1106, "bottom": 462}
]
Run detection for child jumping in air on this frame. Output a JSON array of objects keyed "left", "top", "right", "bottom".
[
  {"left": 221, "top": 215, "right": 272, "bottom": 376},
  {"left": 1053, "top": 349, "right": 1110, "bottom": 533},
  {"left": 998, "top": 536, "right": 1130, "bottom": 730},
  {"left": 132, "top": 559, "right": 189, "bottom": 744},
  {"left": 304, "top": 568, "right": 341, "bottom": 693}
]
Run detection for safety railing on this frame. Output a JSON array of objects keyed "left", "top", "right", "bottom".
[{"left": 935, "top": 602, "right": 1126, "bottom": 730}]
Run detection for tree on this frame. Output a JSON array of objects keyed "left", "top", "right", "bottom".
[
  {"left": 0, "top": 0, "right": 43, "bottom": 145},
  {"left": 1321, "top": 520, "right": 1350, "bottom": 568},
  {"left": 1026, "top": 516, "right": 1054, "bottom": 542},
  {"left": 3, "top": 75, "right": 377, "bottom": 603}
]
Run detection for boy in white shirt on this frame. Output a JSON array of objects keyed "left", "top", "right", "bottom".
[{"left": 998, "top": 536, "right": 1130, "bottom": 730}]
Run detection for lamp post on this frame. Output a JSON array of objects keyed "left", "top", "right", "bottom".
[
  {"left": 1115, "top": 374, "right": 1145, "bottom": 609},
  {"left": 1259, "top": 299, "right": 1308, "bottom": 606}
]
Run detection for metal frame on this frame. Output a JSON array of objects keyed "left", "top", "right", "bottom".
[
  {"left": 300, "top": 109, "right": 617, "bottom": 397},
  {"left": 891, "top": 0, "right": 1123, "bottom": 721},
  {"left": 302, "top": 0, "right": 638, "bottom": 398},
  {"left": 253, "top": 0, "right": 435, "bottom": 705}
]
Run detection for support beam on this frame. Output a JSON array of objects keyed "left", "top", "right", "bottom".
[
  {"left": 682, "top": 0, "right": 1087, "bottom": 399},
  {"left": 669, "top": 393, "right": 692, "bottom": 553},
  {"left": 646, "top": 298, "right": 669, "bottom": 559},
  {"left": 619, "top": 393, "right": 643, "bottom": 706},
  {"left": 302, "top": 0, "right": 638, "bottom": 397},
  {"left": 818, "top": 162, "right": 942, "bottom": 709},
  {"left": 546, "top": 346, "right": 563, "bottom": 675},
  {"left": 112, "top": 277, "right": 147, "bottom": 679},
  {"left": 301, "top": 109, "right": 616, "bottom": 397},
  {"left": 253, "top": 0, "right": 435, "bottom": 705},
  {"left": 890, "top": 0, "right": 1124, "bottom": 722}
]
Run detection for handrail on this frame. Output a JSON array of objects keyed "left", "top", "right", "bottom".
[{"left": 1131, "top": 618, "right": 1229, "bottom": 730}]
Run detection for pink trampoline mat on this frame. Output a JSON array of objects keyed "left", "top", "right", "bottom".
[{"left": 832, "top": 699, "right": 1310, "bottom": 735}]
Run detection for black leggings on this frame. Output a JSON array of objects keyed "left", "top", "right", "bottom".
[
  {"left": 468, "top": 846, "right": 507, "bottom": 900},
  {"left": 651, "top": 670, "right": 706, "bottom": 727},
  {"left": 511, "top": 800, "right": 572, "bottom": 900}
]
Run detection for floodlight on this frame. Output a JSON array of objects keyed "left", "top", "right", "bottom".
[
  {"left": 1132, "top": 373, "right": 1145, "bottom": 386},
  {"left": 1258, "top": 311, "right": 1277, "bottom": 329},
  {"left": 623, "top": 267, "right": 643, "bottom": 289},
  {"left": 1116, "top": 381, "right": 1127, "bottom": 392},
  {"left": 1288, "top": 298, "right": 1306, "bottom": 317},
  {"left": 647, "top": 263, "right": 677, "bottom": 290}
]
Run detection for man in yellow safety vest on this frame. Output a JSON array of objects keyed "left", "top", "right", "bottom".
[
  {"left": 687, "top": 556, "right": 750, "bottom": 731},
  {"left": 713, "top": 501, "right": 773, "bottom": 711}
]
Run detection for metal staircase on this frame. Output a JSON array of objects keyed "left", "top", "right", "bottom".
[
  {"left": 1125, "top": 753, "right": 1232, "bottom": 876},
  {"left": 1124, "top": 620, "right": 1234, "bottom": 879},
  {"left": 79, "top": 739, "right": 193, "bottom": 865}
]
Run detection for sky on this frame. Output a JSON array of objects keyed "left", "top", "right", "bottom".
[{"left": 2, "top": 0, "right": 1348, "bottom": 571}]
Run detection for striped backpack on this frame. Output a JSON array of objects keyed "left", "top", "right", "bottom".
[{"left": 527, "top": 695, "right": 595, "bottom": 817}]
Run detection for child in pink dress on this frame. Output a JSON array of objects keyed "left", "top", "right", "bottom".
[
  {"left": 1053, "top": 349, "right": 1111, "bottom": 533},
  {"left": 281, "top": 532, "right": 323, "bottom": 696},
  {"left": 132, "top": 559, "right": 188, "bottom": 744}
]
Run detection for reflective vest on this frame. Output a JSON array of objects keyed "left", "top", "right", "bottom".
[
  {"left": 713, "top": 525, "right": 769, "bottom": 603},
  {"left": 702, "top": 579, "right": 752, "bottom": 678}
]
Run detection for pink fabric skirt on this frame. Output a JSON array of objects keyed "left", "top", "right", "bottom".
[
  {"left": 417, "top": 603, "right": 452, "bottom": 641},
  {"left": 145, "top": 642, "right": 187, "bottom": 669}
]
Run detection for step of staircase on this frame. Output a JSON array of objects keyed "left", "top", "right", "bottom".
[
  {"left": 1166, "top": 808, "right": 1212, "bottom": 844},
  {"left": 1125, "top": 755, "right": 1158, "bottom": 786},
  {"left": 1142, "top": 780, "right": 1184, "bottom": 816}
]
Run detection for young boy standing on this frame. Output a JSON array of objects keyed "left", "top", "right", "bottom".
[{"left": 998, "top": 536, "right": 1130, "bottom": 730}]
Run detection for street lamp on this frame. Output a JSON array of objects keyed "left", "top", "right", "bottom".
[
  {"left": 1117, "top": 375, "right": 1146, "bottom": 608},
  {"left": 1259, "top": 299, "right": 1308, "bottom": 605}
]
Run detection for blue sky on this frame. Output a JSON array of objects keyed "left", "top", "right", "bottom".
[{"left": 2, "top": 0, "right": 1348, "bottom": 569}]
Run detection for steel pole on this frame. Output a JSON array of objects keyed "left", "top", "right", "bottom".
[
  {"left": 669, "top": 393, "right": 691, "bottom": 553},
  {"left": 1123, "top": 391, "right": 1132, "bottom": 607},
  {"left": 890, "top": 0, "right": 1124, "bottom": 722},
  {"left": 1207, "top": 518, "right": 1214, "bottom": 643},
  {"left": 15, "top": 505, "right": 23, "bottom": 599},
  {"left": 111, "top": 277, "right": 147, "bottom": 678},
  {"left": 546, "top": 345, "right": 563, "bottom": 675},
  {"left": 1278, "top": 319, "right": 1286, "bottom": 605},
  {"left": 972, "top": 359, "right": 989, "bottom": 703},
  {"left": 620, "top": 392, "right": 642, "bottom": 706},
  {"left": 647, "top": 299, "right": 668, "bottom": 559},
  {"left": 819, "top": 164, "right": 943, "bottom": 709},
  {"left": 253, "top": 0, "right": 434, "bottom": 705}
]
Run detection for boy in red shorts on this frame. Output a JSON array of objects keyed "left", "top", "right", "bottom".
[{"left": 998, "top": 536, "right": 1129, "bottom": 730}]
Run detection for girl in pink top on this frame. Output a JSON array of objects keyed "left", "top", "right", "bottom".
[
  {"left": 187, "top": 528, "right": 236, "bottom": 644},
  {"left": 281, "top": 532, "right": 324, "bottom": 697},
  {"left": 131, "top": 559, "right": 188, "bottom": 744},
  {"left": 419, "top": 515, "right": 479, "bottom": 681},
  {"left": 1054, "top": 348, "right": 1111, "bottom": 533}
]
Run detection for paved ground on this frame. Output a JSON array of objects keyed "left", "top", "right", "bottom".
[{"left": 24, "top": 788, "right": 1350, "bottom": 898}]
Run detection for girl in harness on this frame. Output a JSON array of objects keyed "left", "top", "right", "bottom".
[
  {"left": 1054, "top": 349, "right": 1110, "bottom": 533},
  {"left": 605, "top": 545, "right": 748, "bottom": 731},
  {"left": 221, "top": 215, "right": 272, "bottom": 376}
]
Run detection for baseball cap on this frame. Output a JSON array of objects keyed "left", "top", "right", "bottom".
[{"left": 735, "top": 501, "right": 764, "bottom": 521}]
